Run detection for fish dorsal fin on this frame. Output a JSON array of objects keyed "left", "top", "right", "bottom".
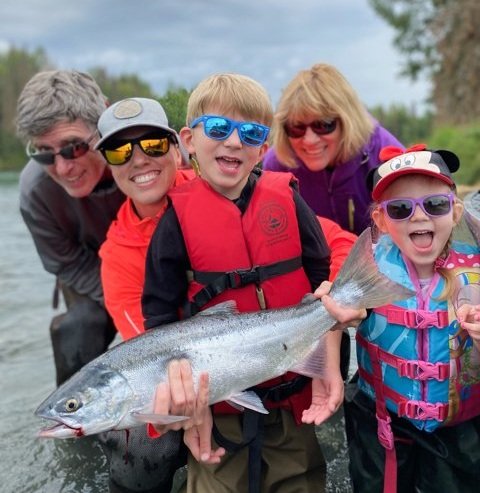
[{"left": 196, "top": 300, "right": 238, "bottom": 317}]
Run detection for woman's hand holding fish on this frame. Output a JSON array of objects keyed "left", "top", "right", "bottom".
[{"left": 315, "top": 280, "right": 367, "bottom": 330}]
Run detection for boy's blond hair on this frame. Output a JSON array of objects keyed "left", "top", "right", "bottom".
[
  {"left": 272, "top": 63, "right": 374, "bottom": 168},
  {"left": 186, "top": 73, "right": 273, "bottom": 127}
]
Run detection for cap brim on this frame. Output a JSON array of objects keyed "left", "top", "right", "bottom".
[
  {"left": 94, "top": 122, "right": 178, "bottom": 149},
  {"left": 372, "top": 168, "right": 455, "bottom": 200}
]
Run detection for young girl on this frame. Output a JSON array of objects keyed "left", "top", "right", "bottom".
[{"left": 344, "top": 144, "right": 480, "bottom": 493}]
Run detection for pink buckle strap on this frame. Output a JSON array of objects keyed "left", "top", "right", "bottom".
[
  {"left": 376, "top": 413, "right": 394, "bottom": 450},
  {"left": 375, "top": 305, "right": 449, "bottom": 329},
  {"left": 397, "top": 360, "right": 449, "bottom": 381},
  {"left": 398, "top": 400, "right": 449, "bottom": 421},
  {"left": 357, "top": 334, "right": 450, "bottom": 381}
]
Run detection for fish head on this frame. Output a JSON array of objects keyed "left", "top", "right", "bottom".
[{"left": 35, "top": 364, "right": 134, "bottom": 438}]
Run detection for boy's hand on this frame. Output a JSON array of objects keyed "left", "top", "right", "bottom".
[
  {"left": 184, "top": 407, "right": 226, "bottom": 464},
  {"left": 151, "top": 359, "right": 210, "bottom": 435},
  {"left": 301, "top": 372, "right": 344, "bottom": 426},
  {"left": 315, "top": 280, "right": 366, "bottom": 330}
]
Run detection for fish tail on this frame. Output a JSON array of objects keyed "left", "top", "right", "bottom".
[{"left": 330, "top": 228, "right": 414, "bottom": 309}]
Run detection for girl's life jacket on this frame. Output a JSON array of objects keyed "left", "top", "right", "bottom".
[{"left": 357, "top": 234, "right": 480, "bottom": 446}]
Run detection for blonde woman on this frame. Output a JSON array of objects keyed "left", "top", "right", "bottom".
[{"left": 264, "top": 63, "right": 403, "bottom": 235}]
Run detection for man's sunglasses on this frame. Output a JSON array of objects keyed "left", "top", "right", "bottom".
[
  {"left": 284, "top": 119, "right": 337, "bottom": 139},
  {"left": 26, "top": 132, "right": 96, "bottom": 166},
  {"left": 99, "top": 132, "right": 173, "bottom": 166},
  {"left": 190, "top": 115, "right": 270, "bottom": 147},
  {"left": 380, "top": 193, "right": 454, "bottom": 221}
]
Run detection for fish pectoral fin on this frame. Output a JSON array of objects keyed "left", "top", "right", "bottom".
[
  {"left": 290, "top": 337, "right": 327, "bottom": 379},
  {"left": 227, "top": 391, "right": 269, "bottom": 414},
  {"left": 130, "top": 412, "right": 189, "bottom": 425}
]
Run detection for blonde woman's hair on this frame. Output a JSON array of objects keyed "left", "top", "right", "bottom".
[
  {"left": 272, "top": 63, "right": 374, "bottom": 168},
  {"left": 186, "top": 73, "right": 273, "bottom": 127}
]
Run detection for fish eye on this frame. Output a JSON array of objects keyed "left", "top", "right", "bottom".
[{"left": 64, "top": 398, "right": 80, "bottom": 412}]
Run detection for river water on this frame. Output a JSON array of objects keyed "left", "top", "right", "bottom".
[{"left": 0, "top": 171, "right": 353, "bottom": 492}]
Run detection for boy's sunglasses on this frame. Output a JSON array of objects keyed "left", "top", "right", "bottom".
[
  {"left": 27, "top": 132, "right": 96, "bottom": 166},
  {"left": 190, "top": 115, "right": 270, "bottom": 147},
  {"left": 284, "top": 119, "right": 337, "bottom": 139},
  {"left": 380, "top": 193, "right": 454, "bottom": 221},
  {"left": 99, "top": 132, "right": 173, "bottom": 166}
]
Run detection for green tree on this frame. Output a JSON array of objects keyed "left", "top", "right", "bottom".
[
  {"left": 428, "top": 124, "right": 480, "bottom": 185},
  {"left": 369, "top": 0, "right": 480, "bottom": 124},
  {"left": 369, "top": 103, "right": 433, "bottom": 146},
  {"left": 89, "top": 67, "right": 156, "bottom": 104},
  {"left": 0, "top": 47, "right": 51, "bottom": 169},
  {"left": 158, "top": 84, "right": 191, "bottom": 132}
]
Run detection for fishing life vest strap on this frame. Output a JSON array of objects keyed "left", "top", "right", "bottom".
[
  {"left": 250, "top": 375, "right": 310, "bottom": 403},
  {"left": 357, "top": 335, "right": 450, "bottom": 381},
  {"left": 360, "top": 335, "right": 450, "bottom": 493},
  {"left": 184, "top": 256, "right": 302, "bottom": 316},
  {"left": 374, "top": 305, "right": 449, "bottom": 329},
  {"left": 211, "top": 375, "right": 309, "bottom": 493},
  {"left": 365, "top": 339, "right": 398, "bottom": 493},
  {"left": 212, "top": 409, "right": 264, "bottom": 493}
]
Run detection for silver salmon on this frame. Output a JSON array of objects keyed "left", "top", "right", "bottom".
[{"left": 35, "top": 228, "right": 414, "bottom": 438}]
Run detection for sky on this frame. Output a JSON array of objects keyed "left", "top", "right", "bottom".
[{"left": 0, "top": 0, "right": 430, "bottom": 112}]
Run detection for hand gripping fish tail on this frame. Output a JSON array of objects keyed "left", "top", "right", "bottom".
[{"left": 34, "top": 227, "right": 414, "bottom": 440}]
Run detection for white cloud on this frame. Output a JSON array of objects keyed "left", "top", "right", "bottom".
[{"left": 0, "top": 0, "right": 430, "bottom": 111}]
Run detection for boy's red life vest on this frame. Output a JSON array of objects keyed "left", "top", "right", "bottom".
[{"left": 169, "top": 171, "right": 317, "bottom": 424}]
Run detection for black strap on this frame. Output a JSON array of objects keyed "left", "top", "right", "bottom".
[
  {"left": 184, "top": 256, "right": 302, "bottom": 316},
  {"left": 211, "top": 375, "right": 310, "bottom": 492},
  {"left": 249, "top": 375, "right": 310, "bottom": 403},
  {"left": 212, "top": 409, "right": 264, "bottom": 493}
]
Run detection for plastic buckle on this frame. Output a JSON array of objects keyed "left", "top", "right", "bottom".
[
  {"left": 230, "top": 267, "right": 260, "bottom": 287},
  {"left": 398, "top": 360, "right": 417, "bottom": 379},
  {"left": 402, "top": 400, "right": 443, "bottom": 420},
  {"left": 404, "top": 310, "right": 419, "bottom": 328},
  {"left": 405, "top": 310, "right": 442, "bottom": 329},
  {"left": 398, "top": 360, "right": 443, "bottom": 380}
]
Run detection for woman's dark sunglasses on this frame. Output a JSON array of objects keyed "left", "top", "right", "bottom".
[
  {"left": 190, "top": 115, "right": 270, "bottom": 147},
  {"left": 99, "top": 132, "right": 173, "bottom": 166},
  {"left": 284, "top": 119, "right": 337, "bottom": 139},
  {"left": 27, "top": 132, "right": 96, "bottom": 166},
  {"left": 380, "top": 193, "right": 454, "bottom": 221}
]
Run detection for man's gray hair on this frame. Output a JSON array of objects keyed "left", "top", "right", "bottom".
[{"left": 16, "top": 70, "right": 107, "bottom": 141}]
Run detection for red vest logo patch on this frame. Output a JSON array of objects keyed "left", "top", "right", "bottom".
[{"left": 259, "top": 203, "right": 288, "bottom": 236}]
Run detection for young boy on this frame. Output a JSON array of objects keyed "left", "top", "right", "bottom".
[{"left": 142, "top": 73, "right": 344, "bottom": 492}]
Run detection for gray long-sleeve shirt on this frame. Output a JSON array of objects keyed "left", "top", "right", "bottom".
[{"left": 19, "top": 160, "right": 125, "bottom": 304}]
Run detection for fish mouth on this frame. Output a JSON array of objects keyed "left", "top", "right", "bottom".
[{"left": 37, "top": 420, "right": 84, "bottom": 439}]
